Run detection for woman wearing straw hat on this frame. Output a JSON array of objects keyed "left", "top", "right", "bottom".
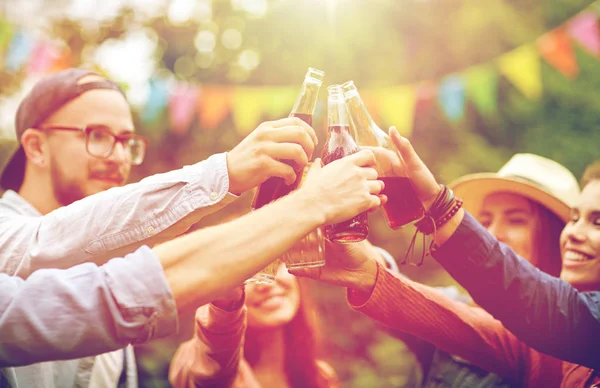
[
  {"left": 372, "top": 153, "right": 576, "bottom": 387},
  {"left": 415, "top": 153, "right": 576, "bottom": 387}
]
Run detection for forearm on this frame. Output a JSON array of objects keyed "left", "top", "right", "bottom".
[
  {"left": 1, "top": 153, "right": 236, "bottom": 277},
  {"left": 349, "top": 263, "right": 526, "bottom": 380},
  {"left": 154, "top": 190, "right": 323, "bottom": 310},
  {"left": 170, "top": 303, "right": 246, "bottom": 387},
  {"left": 434, "top": 212, "right": 600, "bottom": 369},
  {"left": 0, "top": 246, "right": 177, "bottom": 366}
]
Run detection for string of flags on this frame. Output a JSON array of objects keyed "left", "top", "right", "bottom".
[{"left": 0, "top": 8, "right": 599, "bottom": 138}]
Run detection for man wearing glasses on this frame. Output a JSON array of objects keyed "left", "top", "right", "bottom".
[{"left": 0, "top": 68, "right": 339, "bottom": 387}]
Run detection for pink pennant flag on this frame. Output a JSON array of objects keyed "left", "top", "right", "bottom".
[
  {"left": 27, "top": 41, "right": 60, "bottom": 74},
  {"left": 567, "top": 12, "right": 600, "bottom": 56},
  {"left": 168, "top": 83, "right": 199, "bottom": 135}
]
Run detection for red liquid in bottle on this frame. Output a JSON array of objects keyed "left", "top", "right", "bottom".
[
  {"left": 380, "top": 176, "right": 425, "bottom": 229},
  {"left": 251, "top": 113, "right": 312, "bottom": 210},
  {"left": 322, "top": 125, "right": 369, "bottom": 243}
]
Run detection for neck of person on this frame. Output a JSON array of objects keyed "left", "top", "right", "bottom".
[
  {"left": 19, "top": 171, "right": 62, "bottom": 215},
  {"left": 251, "top": 326, "right": 289, "bottom": 386}
]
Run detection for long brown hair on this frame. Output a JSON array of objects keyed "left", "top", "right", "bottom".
[
  {"left": 532, "top": 201, "right": 565, "bottom": 277},
  {"left": 244, "top": 278, "right": 331, "bottom": 388}
]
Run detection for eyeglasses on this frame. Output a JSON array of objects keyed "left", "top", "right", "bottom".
[{"left": 38, "top": 125, "right": 149, "bottom": 166}]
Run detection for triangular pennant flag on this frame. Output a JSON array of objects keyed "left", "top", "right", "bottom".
[
  {"left": 0, "top": 19, "right": 13, "bottom": 53},
  {"left": 50, "top": 48, "right": 72, "bottom": 73},
  {"left": 465, "top": 65, "right": 499, "bottom": 115},
  {"left": 438, "top": 75, "right": 466, "bottom": 122},
  {"left": 537, "top": 28, "right": 579, "bottom": 78},
  {"left": 5, "top": 30, "right": 34, "bottom": 72},
  {"left": 141, "top": 78, "right": 169, "bottom": 126},
  {"left": 231, "top": 87, "right": 267, "bottom": 136},
  {"left": 414, "top": 81, "right": 437, "bottom": 114},
  {"left": 197, "top": 86, "right": 232, "bottom": 131},
  {"left": 262, "top": 87, "right": 297, "bottom": 119},
  {"left": 567, "top": 12, "right": 600, "bottom": 56},
  {"left": 168, "top": 82, "right": 199, "bottom": 135},
  {"left": 498, "top": 44, "right": 542, "bottom": 99},
  {"left": 27, "top": 41, "right": 60, "bottom": 75},
  {"left": 373, "top": 86, "right": 416, "bottom": 137}
]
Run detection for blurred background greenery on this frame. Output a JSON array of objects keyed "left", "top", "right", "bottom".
[{"left": 0, "top": 0, "right": 599, "bottom": 386}]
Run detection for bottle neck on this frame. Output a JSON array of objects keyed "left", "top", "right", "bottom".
[
  {"left": 345, "top": 94, "right": 390, "bottom": 148},
  {"left": 290, "top": 81, "right": 321, "bottom": 116}
]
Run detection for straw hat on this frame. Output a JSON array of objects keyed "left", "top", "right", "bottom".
[{"left": 448, "top": 153, "right": 580, "bottom": 223}]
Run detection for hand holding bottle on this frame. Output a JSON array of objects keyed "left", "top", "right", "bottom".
[
  {"left": 295, "top": 150, "right": 384, "bottom": 226},
  {"left": 388, "top": 127, "right": 442, "bottom": 210},
  {"left": 226, "top": 117, "right": 318, "bottom": 194}
]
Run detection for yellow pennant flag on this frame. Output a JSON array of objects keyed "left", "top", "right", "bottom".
[
  {"left": 232, "top": 87, "right": 268, "bottom": 136},
  {"left": 262, "top": 86, "right": 298, "bottom": 119},
  {"left": 373, "top": 86, "right": 416, "bottom": 137},
  {"left": 497, "top": 44, "right": 542, "bottom": 99}
]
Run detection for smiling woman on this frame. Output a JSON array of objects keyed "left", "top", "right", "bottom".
[
  {"left": 559, "top": 173, "right": 600, "bottom": 291},
  {"left": 169, "top": 262, "right": 339, "bottom": 388}
]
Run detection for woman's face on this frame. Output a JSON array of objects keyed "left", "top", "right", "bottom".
[
  {"left": 245, "top": 263, "right": 301, "bottom": 330},
  {"left": 560, "top": 181, "right": 600, "bottom": 291},
  {"left": 478, "top": 192, "right": 538, "bottom": 265}
]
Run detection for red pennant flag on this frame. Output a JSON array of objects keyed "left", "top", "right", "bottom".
[
  {"left": 27, "top": 41, "right": 60, "bottom": 74},
  {"left": 537, "top": 28, "right": 579, "bottom": 78},
  {"left": 168, "top": 83, "right": 199, "bottom": 135}
]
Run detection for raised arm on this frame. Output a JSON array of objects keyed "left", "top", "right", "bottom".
[
  {"left": 1, "top": 117, "right": 319, "bottom": 278},
  {"left": 0, "top": 246, "right": 177, "bottom": 367},
  {"left": 386, "top": 129, "right": 600, "bottom": 369},
  {"left": 170, "top": 295, "right": 248, "bottom": 387},
  {"left": 349, "top": 263, "right": 567, "bottom": 384},
  {"left": 433, "top": 212, "right": 600, "bottom": 369}
]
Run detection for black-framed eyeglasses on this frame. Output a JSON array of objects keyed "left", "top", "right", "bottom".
[{"left": 38, "top": 125, "right": 149, "bottom": 166}]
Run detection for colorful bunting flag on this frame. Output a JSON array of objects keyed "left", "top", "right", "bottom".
[
  {"left": 5, "top": 30, "right": 34, "bottom": 72},
  {"left": 0, "top": 19, "right": 13, "bottom": 53},
  {"left": 373, "top": 86, "right": 416, "bottom": 137},
  {"left": 231, "top": 88, "right": 268, "bottom": 136},
  {"left": 465, "top": 65, "right": 499, "bottom": 115},
  {"left": 141, "top": 78, "right": 169, "bottom": 126},
  {"left": 438, "top": 75, "right": 466, "bottom": 122},
  {"left": 497, "top": 44, "right": 542, "bottom": 99},
  {"left": 197, "top": 86, "right": 233, "bottom": 131},
  {"left": 27, "top": 41, "right": 60, "bottom": 74},
  {"left": 537, "top": 28, "right": 579, "bottom": 78},
  {"left": 168, "top": 82, "right": 199, "bottom": 134},
  {"left": 567, "top": 12, "right": 600, "bottom": 56},
  {"left": 262, "top": 87, "right": 297, "bottom": 119}
]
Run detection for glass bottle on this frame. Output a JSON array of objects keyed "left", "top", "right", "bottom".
[
  {"left": 321, "top": 84, "right": 369, "bottom": 243},
  {"left": 342, "top": 80, "right": 424, "bottom": 229},
  {"left": 251, "top": 67, "right": 325, "bottom": 210}
]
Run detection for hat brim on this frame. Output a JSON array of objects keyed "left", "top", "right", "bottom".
[{"left": 448, "top": 173, "right": 571, "bottom": 223}]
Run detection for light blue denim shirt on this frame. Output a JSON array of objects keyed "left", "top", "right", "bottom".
[
  {"left": 0, "top": 246, "right": 177, "bottom": 387},
  {"left": 0, "top": 152, "right": 236, "bottom": 387}
]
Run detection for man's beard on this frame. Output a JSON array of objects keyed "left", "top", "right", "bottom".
[{"left": 51, "top": 163, "right": 88, "bottom": 207}]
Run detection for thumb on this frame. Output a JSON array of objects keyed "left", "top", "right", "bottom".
[
  {"left": 305, "top": 158, "right": 323, "bottom": 178},
  {"left": 287, "top": 267, "right": 311, "bottom": 278}
]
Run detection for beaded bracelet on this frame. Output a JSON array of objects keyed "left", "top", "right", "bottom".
[{"left": 401, "top": 185, "right": 463, "bottom": 267}]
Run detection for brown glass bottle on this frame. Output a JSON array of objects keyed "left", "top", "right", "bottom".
[
  {"left": 322, "top": 85, "right": 369, "bottom": 243},
  {"left": 251, "top": 68, "right": 324, "bottom": 210},
  {"left": 342, "top": 80, "right": 424, "bottom": 229}
]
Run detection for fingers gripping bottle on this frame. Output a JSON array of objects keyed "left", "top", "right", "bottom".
[{"left": 251, "top": 67, "right": 325, "bottom": 210}]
